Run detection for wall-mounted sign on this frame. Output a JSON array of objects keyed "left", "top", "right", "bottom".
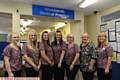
[{"left": 32, "top": 4, "right": 74, "bottom": 19}]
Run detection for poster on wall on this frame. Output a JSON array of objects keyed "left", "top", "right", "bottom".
[
  {"left": 116, "top": 21, "right": 120, "bottom": 32},
  {"left": 107, "top": 21, "right": 115, "bottom": 30},
  {"left": 108, "top": 30, "right": 116, "bottom": 42},
  {"left": 116, "top": 32, "right": 120, "bottom": 42},
  {"left": 109, "top": 42, "right": 117, "bottom": 51},
  {"left": 117, "top": 53, "right": 120, "bottom": 63},
  {"left": 100, "top": 24, "right": 108, "bottom": 32},
  {"left": 117, "top": 43, "right": 120, "bottom": 52},
  {"left": 105, "top": 31, "right": 108, "bottom": 39}
]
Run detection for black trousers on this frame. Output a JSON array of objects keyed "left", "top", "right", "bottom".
[
  {"left": 41, "top": 64, "right": 53, "bottom": 80},
  {"left": 65, "top": 64, "right": 79, "bottom": 80},
  {"left": 97, "top": 68, "right": 112, "bottom": 80},
  {"left": 53, "top": 63, "right": 65, "bottom": 80},
  {"left": 25, "top": 67, "right": 39, "bottom": 77},
  {"left": 81, "top": 71, "right": 95, "bottom": 80},
  {"left": 4, "top": 70, "right": 21, "bottom": 77}
]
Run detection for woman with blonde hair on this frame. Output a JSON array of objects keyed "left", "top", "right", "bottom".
[
  {"left": 22, "top": 30, "right": 40, "bottom": 77},
  {"left": 3, "top": 32, "right": 22, "bottom": 77},
  {"left": 65, "top": 34, "right": 80, "bottom": 80},
  {"left": 96, "top": 32, "right": 113, "bottom": 80}
]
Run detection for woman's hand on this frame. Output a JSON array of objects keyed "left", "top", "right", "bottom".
[
  {"left": 33, "top": 64, "right": 39, "bottom": 71},
  {"left": 69, "top": 64, "right": 74, "bottom": 70},
  {"left": 8, "top": 73, "right": 14, "bottom": 80},
  {"left": 105, "top": 68, "right": 109, "bottom": 74},
  {"left": 9, "top": 72, "right": 14, "bottom": 77},
  {"left": 37, "top": 60, "right": 41, "bottom": 70},
  {"left": 88, "top": 65, "right": 93, "bottom": 72},
  {"left": 58, "top": 62, "right": 61, "bottom": 68},
  {"left": 50, "top": 61, "right": 54, "bottom": 67},
  {"left": 37, "top": 64, "right": 41, "bottom": 70}
]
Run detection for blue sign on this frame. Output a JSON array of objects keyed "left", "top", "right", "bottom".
[
  {"left": 0, "top": 41, "right": 9, "bottom": 60},
  {"left": 32, "top": 4, "right": 74, "bottom": 19}
]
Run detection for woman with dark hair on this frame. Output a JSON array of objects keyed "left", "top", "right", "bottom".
[
  {"left": 3, "top": 32, "right": 21, "bottom": 77},
  {"left": 39, "top": 31, "right": 54, "bottom": 80},
  {"left": 51, "top": 30, "right": 66, "bottom": 80},
  {"left": 96, "top": 32, "right": 113, "bottom": 80},
  {"left": 22, "top": 30, "right": 40, "bottom": 77}
]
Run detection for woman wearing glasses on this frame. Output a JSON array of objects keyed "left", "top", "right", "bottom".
[
  {"left": 65, "top": 34, "right": 80, "bottom": 80},
  {"left": 3, "top": 32, "right": 21, "bottom": 77}
]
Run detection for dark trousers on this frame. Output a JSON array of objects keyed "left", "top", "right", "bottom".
[
  {"left": 4, "top": 70, "right": 21, "bottom": 77},
  {"left": 81, "top": 71, "right": 94, "bottom": 80},
  {"left": 53, "top": 63, "right": 65, "bottom": 80},
  {"left": 65, "top": 64, "right": 79, "bottom": 80},
  {"left": 97, "top": 68, "right": 112, "bottom": 80},
  {"left": 25, "top": 67, "right": 39, "bottom": 77},
  {"left": 41, "top": 64, "right": 53, "bottom": 80}
]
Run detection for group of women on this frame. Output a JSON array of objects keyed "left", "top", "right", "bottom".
[{"left": 3, "top": 29, "right": 113, "bottom": 80}]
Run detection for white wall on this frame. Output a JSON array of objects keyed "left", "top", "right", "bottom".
[{"left": 70, "top": 11, "right": 85, "bottom": 45}]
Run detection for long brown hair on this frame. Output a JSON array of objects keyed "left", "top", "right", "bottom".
[{"left": 41, "top": 31, "right": 50, "bottom": 53}]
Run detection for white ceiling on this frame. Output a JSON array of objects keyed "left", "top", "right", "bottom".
[
  {"left": 1, "top": 0, "right": 83, "bottom": 10},
  {"left": 82, "top": 0, "right": 120, "bottom": 15},
  {"left": 1, "top": 0, "right": 120, "bottom": 15}
]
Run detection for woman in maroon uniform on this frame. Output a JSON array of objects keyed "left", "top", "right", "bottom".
[
  {"left": 3, "top": 32, "right": 21, "bottom": 77},
  {"left": 51, "top": 30, "right": 66, "bottom": 80},
  {"left": 96, "top": 32, "right": 113, "bottom": 80},
  {"left": 22, "top": 30, "right": 40, "bottom": 77},
  {"left": 65, "top": 34, "right": 80, "bottom": 80},
  {"left": 39, "top": 31, "right": 54, "bottom": 80}
]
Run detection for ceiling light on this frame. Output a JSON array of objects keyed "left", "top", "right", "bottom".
[
  {"left": 45, "top": 29, "right": 51, "bottom": 33},
  {"left": 55, "top": 22, "right": 66, "bottom": 29},
  {"left": 20, "top": 19, "right": 33, "bottom": 27},
  {"left": 79, "top": 0, "right": 97, "bottom": 8}
]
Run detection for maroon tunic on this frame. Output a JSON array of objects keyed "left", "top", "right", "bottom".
[
  {"left": 96, "top": 45, "right": 113, "bottom": 69},
  {"left": 39, "top": 42, "right": 54, "bottom": 65},
  {"left": 22, "top": 44, "right": 40, "bottom": 67},
  {"left": 51, "top": 41, "right": 66, "bottom": 64},
  {"left": 3, "top": 45, "right": 21, "bottom": 71},
  {"left": 65, "top": 44, "right": 80, "bottom": 65}
]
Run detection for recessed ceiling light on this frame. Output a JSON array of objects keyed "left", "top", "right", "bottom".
[
  {"left": 20, "top": 19, "right": 33, "bottom": 27},
  {"left": 79, "top": 0, "right": 97, "bottom": 8},
  {"left": 55, "top": 22, "right": 66, "bottom": 29}
]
